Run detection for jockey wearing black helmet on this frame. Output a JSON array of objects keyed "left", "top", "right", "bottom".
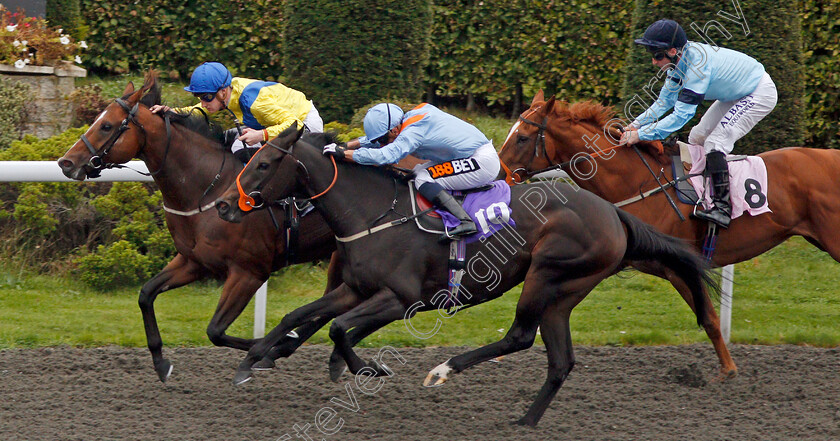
[{"left": 622, "top": 19, "right": 777, "bottom": 229}]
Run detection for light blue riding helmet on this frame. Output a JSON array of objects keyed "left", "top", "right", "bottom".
[
  {"left": 184, "top": 62, "right": 233, "bottom": 93},
  {"left": 363, "top": 103, "right": 404, "bottom": 142}
]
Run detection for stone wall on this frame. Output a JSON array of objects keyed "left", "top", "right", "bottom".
[{"left": 0, "top": 62, "right": 86, "bottom": 139}]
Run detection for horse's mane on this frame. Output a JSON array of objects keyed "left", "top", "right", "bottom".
[
  {"left": 554, "top": 100, "right": 616, "bottom": 129},
  {"left": 553, "top": 99, "right": 669, "bottom": 165}
]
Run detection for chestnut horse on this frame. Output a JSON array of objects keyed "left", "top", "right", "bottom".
[
  {"left": 57, "top": 72, "right": 340, "bottom": 382},
  {"left": 499, "top": 92, "right": 840, "bottom": 378},
  {"left": 213, "top": 124, "right": 718, "bottom": 426}
]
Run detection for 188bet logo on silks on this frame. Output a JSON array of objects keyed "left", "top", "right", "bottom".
[{"left": 426, "top": 158, "right": 481, "bottom": 179}]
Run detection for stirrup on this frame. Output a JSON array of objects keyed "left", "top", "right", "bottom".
[{"left": 692, "top": 207, "right": 731, "bottom": 229}]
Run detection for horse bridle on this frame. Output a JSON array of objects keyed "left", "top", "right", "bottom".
[
  {"left": 77, "top": 98, "right": 174, "bottom": 179},
  {"left": 234, "top": 137, "right": 338, "bottom": 212},
  {"left": 79, "top": 98, "right": 143, "bottom": 176},
  {"left": 506, "top": 108, "right": 550, "bottom": 182}
]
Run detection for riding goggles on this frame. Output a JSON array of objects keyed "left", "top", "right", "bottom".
[
  {"left": 646, "top": 47, "right": 669, "bottom": 61},
  {"left": 193, "top": 91, "right": 218, "bottom": 102}
]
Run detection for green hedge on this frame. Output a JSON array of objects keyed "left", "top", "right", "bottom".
[
  {"left": 0, "top": 77, "right": 31, "bottom": 151},
  {"left": 79, "top": 0, "right": 285, "bottom": 79},
  {"left": 623, "top": 0, "right": 804, "bottom": 155},
  {"left": 282, "top": 0, "right": 432, "bottom": 122},
  {"left": 428, "top": 0, "right": 634, "bottom": 110},
  {"left": 46, "top": 0, "right": 86, "bottom": 39},
  {"left": 0, "top": 128, "right": 174, "bottom": 286},
  {"left": 78, "top": 1, "right": 837, "bottom": 147},
  {"left": 801, "top": 0, "right": 840, "bottom": 150}
]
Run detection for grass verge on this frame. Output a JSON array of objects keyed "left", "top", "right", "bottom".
[{"left": 0, "top": 237, "right": 837, "bottom": 349}]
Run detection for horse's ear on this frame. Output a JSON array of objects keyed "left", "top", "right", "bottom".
[
  {"left": 128, "top": 87, "right": 145, "bottom": 104},
  {"left": 545, "top": 96, "right": 556, "bottom": 112},
  {"left": 123, "top": 81, "right": 135, "bottom": 96},
  {"left": 532, "top": 90, "right": 545, "bottom": 105},
  {"left": 141, "top": 69, "right": 158, "bottom": 93},
  {"left": 270, "top": 121, "right": 303, "bottom": 147}
]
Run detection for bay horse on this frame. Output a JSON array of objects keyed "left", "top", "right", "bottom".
[
  {"left": 56, "top": 72, "right": 340, "bottom": 382},
  {"left": 499, "top": 91, "right": 840, "bottom": 377},
  {"left": 213, "top": 124, "right": 718, "bottom": 426}
]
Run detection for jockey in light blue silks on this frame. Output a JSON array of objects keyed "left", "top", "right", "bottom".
[
  {"left": 323, "top": 103, "right": 501, "bottom": 238},
  {"left": 622, "top": 19, "right": 778, "bottom": 228}
]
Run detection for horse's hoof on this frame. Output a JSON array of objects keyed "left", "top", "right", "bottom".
[
  {"left": 328, "top": 351, "right": 346, "bottom": 382},
  {"left": 252, "top": 357, "right": 276, "bottom": 371},
  {"left": 233, "top": 369, "right": 253, "bottom": 386},
  {"left": 716, "top": 368, "right": 738, "bottom": 382},
  {"left": 513, "top": 417, "right": 537, "bottom": 427},
  {"left": 368, "top": 359, "right": 392, "bottom": 377},
  {"left": 423, "top": 360, "right": 452, "bottom": 387},
  {"left": 155, "top": 359, "right": 173, "bottom": 383}
]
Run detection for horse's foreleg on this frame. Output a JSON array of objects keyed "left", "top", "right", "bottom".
[
  {"left": 254, "top": 251, "right": 346, "bottom": 368},
  {"left": 234, "top": 283, "right": 362, "bottom": 385},
  {"left": 327, "top": 289, "right": 406, "bottom": 381},
  {"left": 631, "top": 261, "right": 737, "bottom": 379},
  {"left": 138, "top": 254, "right": 204, "bottom": 382},
  {"left": 206, "top": 268, "right": 266, "bottom": 350}
]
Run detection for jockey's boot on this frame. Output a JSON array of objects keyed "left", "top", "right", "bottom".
[
  {"left": 419, "top": 182, "right": 477, "bottom": 238},
  {"left": 692, "top": 151, "right": 732, "bottom": 228},
  {"left": 434, "top": 191, "right": 478, "bottom": 237}
]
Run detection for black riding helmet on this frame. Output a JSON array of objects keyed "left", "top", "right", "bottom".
[{"left": 634, "top": 19, "right": 687, "bottom": 51}]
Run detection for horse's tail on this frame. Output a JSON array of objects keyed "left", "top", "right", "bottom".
[{"left": 615, "top": 208, "right": 719, "bottom": 328}]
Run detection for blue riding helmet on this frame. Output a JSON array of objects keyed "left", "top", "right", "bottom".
[
  {"left": 634, "top": 19, "right": 687, "bottom": 50},
  {"left": 363, "top": 103, "right": 404, "bottom": 142},
  {"left": 184, "top": 62, "right": 233, "bottom": 93}
]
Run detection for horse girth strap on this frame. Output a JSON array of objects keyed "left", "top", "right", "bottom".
[{"left": 335, "top": 208, "right": 434, "bottom": 243}]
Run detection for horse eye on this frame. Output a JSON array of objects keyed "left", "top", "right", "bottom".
[
  {"left": 101, "top": 122, "right": 113, "bottom": 131},
  {"left": 257, "top": 162, "right": 270, "bottom": 171},
  {"left": 517, "top": 135, "right": 530, "bottom": 144}
]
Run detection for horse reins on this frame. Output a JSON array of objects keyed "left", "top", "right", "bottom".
[{"left": 507, "top": 115, "right": 691, "bottom": 219}]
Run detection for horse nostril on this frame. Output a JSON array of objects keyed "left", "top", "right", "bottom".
[
  {"left": 216, "top": 201, "right": 229, "bottom": 216},
  {"left": 57, "top": 158, "right": 73, "bottom": 170}
]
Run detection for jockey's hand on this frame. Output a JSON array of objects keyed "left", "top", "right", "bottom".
[
  {"left": 323, "top": 143, "right": 346, "bottom": 159},
  {"left": 239, "top": 128, "right": 265, "bottom": 145},
  {"left": 150, "top": 105, "right": 171, "bottom": 114},
  {"left": 620, "top": 129, "right": 640, "bottom": 146}
]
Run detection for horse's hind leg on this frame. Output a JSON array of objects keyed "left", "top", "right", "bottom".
[
  {"left": 517, "top": 302, "right": 574, "bottom": 427},
  {"left": 139, "top": 253, "right": 205, "bottom": 382},
  {"left": 424, "top": 274, "right": 554, "bottom": 386},
  {"left": 631, "top": 261, "right": 737, "bottom": 379}
]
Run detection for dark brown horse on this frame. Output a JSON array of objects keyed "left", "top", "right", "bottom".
[
  {"left": 213, "top": 125, "right": 718, "bottom": 426},
  {"left": 56, "top": 72, "right": 340, "bottom": 382},
  {"left": 499, "top": 92, "right": 840, "bottom": 378}
]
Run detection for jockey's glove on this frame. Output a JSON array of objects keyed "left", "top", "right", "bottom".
[{"left": 322, "top": 143, "right": 346, "bottom": 159}]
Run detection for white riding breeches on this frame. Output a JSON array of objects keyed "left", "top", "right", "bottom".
[
  {"left": 688, "top": 72, "right": 778, "bottom": 154},
  {"left": 303, "top": 101, "right": 324, "bottom": 133},
  {"left": 413, "top": 142, "right": 501, "bottom": 190}
]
